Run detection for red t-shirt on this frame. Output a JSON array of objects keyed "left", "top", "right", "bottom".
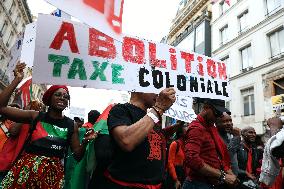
[{"left": 168, "top": 140, "right": 185, "bottom": 181}]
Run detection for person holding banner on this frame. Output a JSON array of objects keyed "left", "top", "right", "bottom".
[
  {"left": 182, "top": 99, "right": 238, "bottom": 189},
  {"left": 0, "top": 63, "right": 97, "bottom": 189},
  {"left": 101, "top": 88, "right": 177, "bottom": 188}
]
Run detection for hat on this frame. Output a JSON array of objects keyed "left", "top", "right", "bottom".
[
  {"left": 74, "top": 117, "right": 84, "bottom": 123},
  {"left": 42, "top": 85, "right": 69, "bottom": 106},
  {"left": 203, "top": 98, "right": 229, "bottom": 114}
]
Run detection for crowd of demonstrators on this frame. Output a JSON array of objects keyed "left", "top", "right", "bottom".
[
  {"left": 1, "top": 62, "right": 284, "bottom": 189},
  {"left": 0, "top": 63, "right": 97, "bottom": 188}
]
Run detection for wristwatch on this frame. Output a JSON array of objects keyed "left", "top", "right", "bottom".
[
  {"left": 147, "top": 111, "right": 160, "bottom": 124},
  {"left": 218, "top": 170, "right": 226, "bottom": 185}
]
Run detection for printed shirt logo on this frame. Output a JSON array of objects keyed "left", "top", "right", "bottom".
[
  {"left": 41, "top": 122, "right": 68, "bottom": 139},
  {"left": 147, "top": 129, "right": 162, "bottom": 161}
]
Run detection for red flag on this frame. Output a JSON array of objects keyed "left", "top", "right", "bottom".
[
  {"left": 83, "top": 0, "right": 124, "bottom": 34},
  {"left": 93, "top": 104, "right": 115, "bottom": 134},
  {"left": 225, "top": 0, "right": 230, "bottom": 6},
  {"left": 212, "top": 0, "right": 230, "bottom": 5}
]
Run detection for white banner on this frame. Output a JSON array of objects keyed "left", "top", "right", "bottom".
[
  {"left": 21, "top": 22, "right": 37, "bottom": 68},
  {"left": 33, "top": 14, "right": 231, "bottom": 100},
  {"left": 7, "top": 33, "right": 24, "bottom": 82},
  {"left": 164, "top": 95, "right": 196, "bottom": 123},
  {"left": 44, "top": 0, "right": 124, "bottom": 38},
  {"left": 7, "top": 21, "right": 37, "bottom": 82}
]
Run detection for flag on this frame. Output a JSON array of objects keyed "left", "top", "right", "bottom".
[
  {"left": 212, "top": 0, "right": 230, "bottom": 5},
  {"left": 225, "top": 0, "right": 230, "bottom": 6},
  {"left": 66, "top": 104, "right": 114, "bottom": 189},
  {"left": 43, "top": 0, "right": 124, "bottom": 37},
  {"left": 93, "top": 104, "right": 115, "bottom": 134},
  {"left": 16, "top": 76, "right": 32, "bottom": 108},
  {"left": 51, "top": 9, "right": 71, "bottom": 19},
  {"left": 83, "top": 0, "right": 124, "bottom": 34}
]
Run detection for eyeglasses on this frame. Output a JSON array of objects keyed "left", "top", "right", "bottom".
[{"left": 53, "top": 92, "right": 70, "bottom": 100}]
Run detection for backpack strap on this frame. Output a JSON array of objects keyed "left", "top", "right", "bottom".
[{"left": 15, "top": 112, "right": 45, "bottom": 161}]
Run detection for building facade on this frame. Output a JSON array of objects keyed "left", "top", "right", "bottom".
[
  {"left": 0, "top": 0, "right": 32, "bottom": 90},
  {"left": 167, "top": 0, "right": 212, "bottom": 56},
  {"left": 211, "top": 0, "right": 284, "bottom": 134}
]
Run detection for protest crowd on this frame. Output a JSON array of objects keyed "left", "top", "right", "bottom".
[
  {"left": 1, "top": 0, "right": 284, "bottom": 189},
  {"left": 0, "top": 63, "right": 283, "bottom": 189}
]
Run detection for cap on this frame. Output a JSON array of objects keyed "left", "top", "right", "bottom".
[{"left": 203, "top": 98, "right": 229, "bottom": 113}]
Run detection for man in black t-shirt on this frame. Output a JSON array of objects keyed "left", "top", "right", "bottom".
[{"left": 101, "top": 88, "right": 176, "bottom": 189}]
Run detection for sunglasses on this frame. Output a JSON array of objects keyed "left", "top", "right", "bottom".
[{"left": 53, "top": 92, "right": 70, "bottom": 100}]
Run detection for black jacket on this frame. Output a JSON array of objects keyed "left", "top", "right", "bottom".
[{"left": 236, "top": 142, "right": 261, "bottom": 180}]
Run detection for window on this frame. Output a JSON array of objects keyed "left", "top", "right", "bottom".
[
  {"left": 220, "top": 25, "right": 228, "bottom": 45},
  {"left": 9, "top": 2, "right": 15, "bottom": 15},
  {"left": 220, "top": 1, "right": 230, "bottom": 15},
  {"left": 269, "top": 28, "right": 284, "bottom": 57},
  {"left": 266, "top": 0, "right": 282, "bottom": 14},
  {"left": 195, "top": 22, "right": 204, "bottom": 46},
  {"left": 273, "top": 78, "right": 284, "bottom": 95},
  {"left": 221, "top": 56, "right": 229, "bottom": 64},
  {"left": 14, "top": 14, "right": 20, "bottom": 26},
  {"left": 177, "top": 31, "right": 194, "bottom": 52},
  {"left": 176, "top": 0, "right": 187, "bottom": 14},
  {"left": 240, "top": 45, "right": 252, "bottom": 70},
  {"left": 0, "top": 21, "right": 8, "bottom": 37},
  {"left": 238, "top": 10, "right": 249, "bottom": 32},
  {"left": 241, "top": 87, "right": 255, "bottom": 116},
  {"left": 6, "top": 31, "right": 14, "bottom": 47},
  {"left": 225, "top": 101, "right": 231, "bottom": 112}
]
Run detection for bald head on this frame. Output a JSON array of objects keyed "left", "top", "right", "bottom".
[
  {"left": 241, "top": 126, "right": 255, "bottom": 135},
  {"left": 241, "top": 126, "right": 256, "bottom": 144},
  {"left": 130, "top": 92, "right": 158, "bottom": 110}
]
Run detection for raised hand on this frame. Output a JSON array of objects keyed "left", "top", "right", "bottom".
[
  {"left": 13, "top": 62, "right": 26, "bottom": 81},
  {"left": 154, "top": 88, "right": 176, "bottom": 114}
]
